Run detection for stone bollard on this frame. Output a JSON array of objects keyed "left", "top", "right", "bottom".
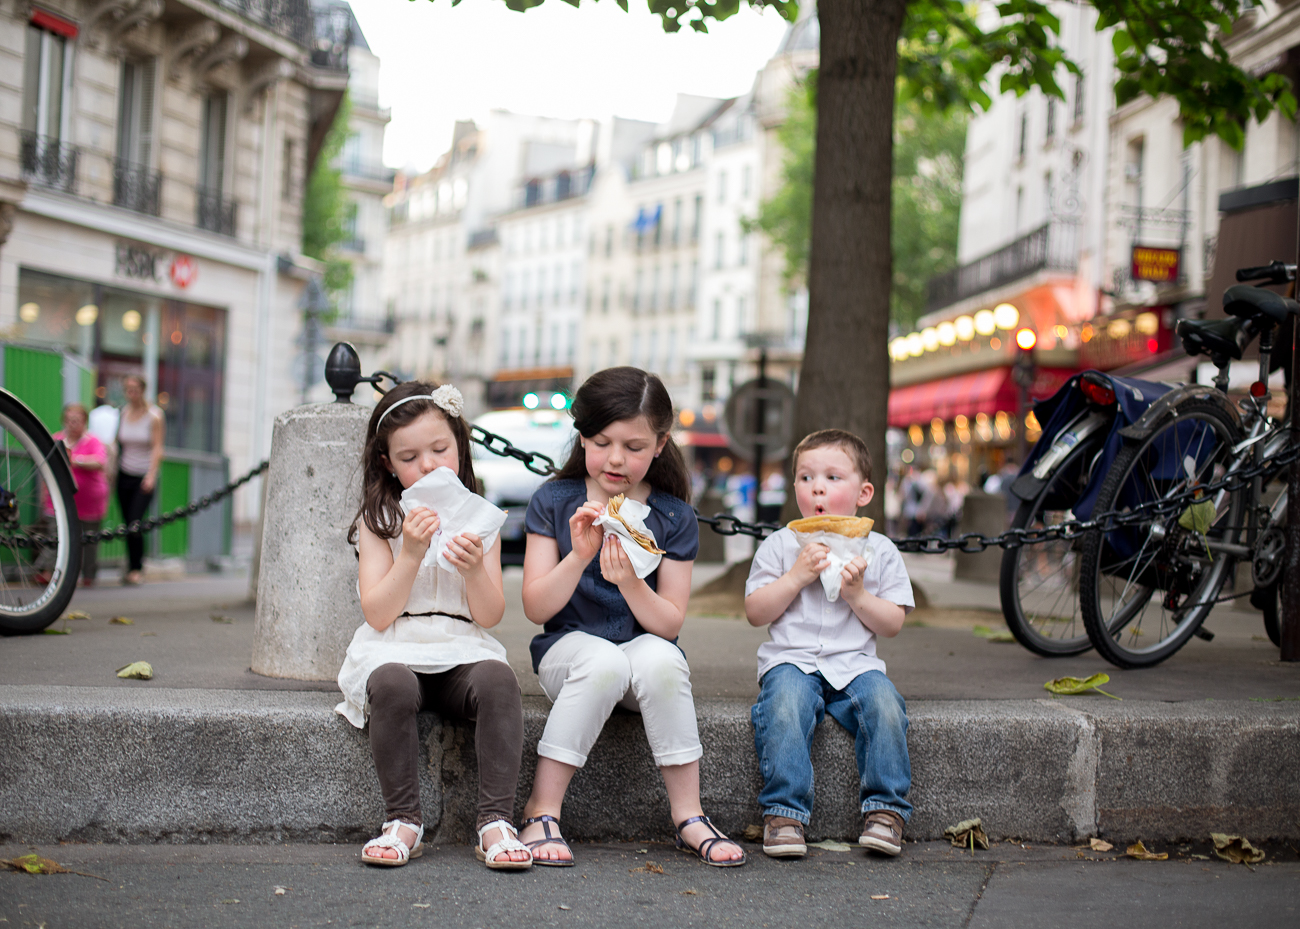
[
  {"left": 252, "top": 402, "right": 370, "bottom": 680},
  {"left": 953, "top": 490, "right": 1010, "bottom": 582}
]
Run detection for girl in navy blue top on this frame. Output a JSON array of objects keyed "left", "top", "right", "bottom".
[{"left": 517, "top": 367, "right": 745, "bottom": 868}]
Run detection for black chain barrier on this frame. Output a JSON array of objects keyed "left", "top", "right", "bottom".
[
  {"left": 80, "top": 460, "right": 270, "bottom": 544},
  {"left": 467, "top": 423, "right": 1300, "bottom": 552},
  {"left": 39, "top": 419, "right": 1299, "bottom": 554}
]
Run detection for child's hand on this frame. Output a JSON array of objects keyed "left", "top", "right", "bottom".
[
  {"left": 445, "top": 532, "right": 485, "bottom": 577},
  {"left": 401, "top": 506, "right": 440, "bottom": 560},
  {"left": 598, "top": 534, "right": 637, "bottom": 587},
  {"left": 840, "top": 555, "right": 869, "bottom": 598},
  {"left": 789, "top": 542, "right": 830, "bottom": 587},
  {"left": 569, "top": 501, "right": 606, "bottom": 562}
]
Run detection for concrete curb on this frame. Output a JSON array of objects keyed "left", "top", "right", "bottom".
[{"left": 1, "top": 686, "right": 1297, "bottom": 846}]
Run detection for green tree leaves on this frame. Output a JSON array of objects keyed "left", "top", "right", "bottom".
[{"left": 302, "top": 94, "right": 355, "bottom": 311}]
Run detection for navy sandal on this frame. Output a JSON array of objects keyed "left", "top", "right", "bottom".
[
  {"left": 521, "top": 814, "right": 575, "bottom": 867},
  {"left": 675, "top": 815, "right": 747, "bottom": 868}
]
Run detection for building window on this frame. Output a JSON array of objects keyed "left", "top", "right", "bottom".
[
  {"left": 22, "top": 21, "right": 69, "bottom": 143},
  {"left": 633, "top": 268, "right": 643, "bottom": 314},
  {"left": 650, "top": 266, "right": 660, "bottom": 312},
  {"left": 712, "top": 298, "right": 722, "bottom": 339},
  {"left": 701, "top": 365, "right": 716, "bottom": 401},
  {"left": 197, "top": 94, "right": 233, "bottom": 234},
  {"left": 669, "top": 263, "right": 679, "bottom": 310},
  {"left": 665, "top": 328, "right": 676, "bottom": 373},
  {"left": 692, "top": 195, "right": 702, "bottom": 242},
  {"left": 281, "top": 139, "right": 295, "bottom": 201},
  {"left": 742, "top": 164, "right": 752, "bottom": 198},
  {"left": 601, "top": 277, "right": 610, "bottom": 313},
  {"left": 739, "top": 235, "right": 749, "bottom": 266},
  {"left": 1072, "top": 72, "right": 1086, "bottom": 124},
  {"left": 1044, "top": 98, "right": 1055, "bottom": 143},
  {"left": 653, "top": 202, "right": 663, "bottom": 247},
  {"left": 1017, "top": 112, "right": 1028, "bottom": 161},
  {"left": 737, "top": 296, "right": 748, "bottom": 336},
  {"left": 717, "top": 170, "right": 727, "bottom": 204},
  {"left": 715, "top": 232, "right": 724, "bottom": 270},
  {"left": 688, "top": 260, "right": 698, "bottom": 307}
]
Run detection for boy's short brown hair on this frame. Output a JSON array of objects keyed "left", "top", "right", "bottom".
[{"left": 791, "top": 429, "right": 873, "bottom": 484}]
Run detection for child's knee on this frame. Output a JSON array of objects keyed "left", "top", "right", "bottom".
[
  {"left": 470, "top": 661, "right": 523, "bottom": 710},
  {"left": 572, "top": 644, "right": 633, "bottom": 699},
  {"left": 759, "top": 681, "right": 817, "bottom": 733},
  {"left": 857, "top": 672, "right": 907, "bottom": 725},
  {"left": 367, "top": 663, "right": 420, "bottom": 713},
  {"left": 627, "top": 639, "right": 690, "bottom": 697}
]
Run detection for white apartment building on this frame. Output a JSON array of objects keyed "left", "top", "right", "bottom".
[
  {"left": 383, "top": 112, "right": 592, "bottom": 415},
  {"left": 323, "top": 0, "right": 393, "bottom": 378},
  {"left": 1105, "top": 1, "right": 1300, "bottom": 369},
  {"left": 0, "top": 0, "right": 348, "bottom": 536}
]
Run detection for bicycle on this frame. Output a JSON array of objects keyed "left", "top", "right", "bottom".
[
  {"left": 1077, "top": 261, "right": 1297, "bottom": 668},
  {"left": 0, "top": 387, "right": 82, "bottom": 635}
]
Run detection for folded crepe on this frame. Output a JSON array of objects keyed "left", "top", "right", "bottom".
[
  {"left": 786, "top": 514, "right": 875, "bottom": 537},
  {"left": 606, "top": 494, "right": 667, "bottom": 554}
]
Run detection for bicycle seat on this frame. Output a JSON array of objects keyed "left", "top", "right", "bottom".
[
  {"left": 1222, "top": 284, "right": 1300, "bottom": 325},
  {"left": 1176, "top": 316, "right": 1251, "bottom": 359}
]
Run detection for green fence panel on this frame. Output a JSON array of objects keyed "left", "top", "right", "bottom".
[
  {"left": 79, "top": 366, "right": 95, "bottom": 410},
  {"left": 95, "top": 492, "right": 126, "bottom": 562},
  {"left": 157, "top": 460, "right": 189, "bottom": 556},
  {"left": 4, "top": 346, "right": 63, "bottom": 433}
]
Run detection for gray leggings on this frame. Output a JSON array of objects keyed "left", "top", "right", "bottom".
[{"left": 366, "top": 661, "right": 524, "bottom": 831}]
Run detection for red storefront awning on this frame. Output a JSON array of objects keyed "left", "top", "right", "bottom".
[{"left": 888, "top": 366, "right": 1078, "bottom": 428}]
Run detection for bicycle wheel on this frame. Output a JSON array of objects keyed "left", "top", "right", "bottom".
[
  {"left": 0, "top": 390, "right": 82, "bottom": 635},
  {"left": 1079, "top": 401, "right": 1244, "bottom": 668},
  {"left": 1000, "top": 434, "right": 1104, "bottom": 656}
]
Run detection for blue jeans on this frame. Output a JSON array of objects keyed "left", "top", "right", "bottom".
[{"left": 751, "top": 664, "right": 911, "bottom": 825}]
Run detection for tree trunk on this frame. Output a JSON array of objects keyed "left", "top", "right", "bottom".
[{"left": 787, "top": 0, "right": 906, "bottom": 523}]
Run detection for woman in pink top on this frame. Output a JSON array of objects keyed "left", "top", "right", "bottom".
[{"left": 39, "top": 404, "right": 109, "bottom": 586}]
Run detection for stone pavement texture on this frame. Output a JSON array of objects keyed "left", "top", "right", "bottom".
[
  {"left": 1, "top": 564, "right": 1298, "bottom": 847},
  {"left": 1, "top": 842, "right": 1296, "bottom": 929}
]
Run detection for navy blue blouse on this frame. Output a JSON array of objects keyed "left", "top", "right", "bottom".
[{"left": 524, "top": 478, "right": 700, "bottom": 672}]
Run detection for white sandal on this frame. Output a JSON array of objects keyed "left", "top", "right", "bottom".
[
  {"left": 361, "top": 819, "right": 424, "bottom": 867},
  {"left": 475, "top": 819, "right": 533, "bottom": 871}
]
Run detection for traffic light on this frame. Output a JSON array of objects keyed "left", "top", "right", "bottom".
[{"left": 1012, "top": 328, "right": 1037, "bottom": 389}]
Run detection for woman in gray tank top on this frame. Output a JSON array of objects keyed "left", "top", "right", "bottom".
[{"left": 115, "top": 375, "right": 165, "bottom": 585}]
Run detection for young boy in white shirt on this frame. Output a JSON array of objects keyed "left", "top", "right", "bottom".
[{"left": 745, "top": 429, "right": 914, "bottom": 858}]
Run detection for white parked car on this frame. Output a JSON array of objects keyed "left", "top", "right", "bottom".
[{"left": 470, "top": 409, "right": 577, "bottom": 565}]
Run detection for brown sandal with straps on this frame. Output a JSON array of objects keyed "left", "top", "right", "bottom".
[
  {"left": 520, "top": 814, "right": 575, "bottom": 867},
  {"left": 675, "top": 815, "right": 747, "bottom": 868}
]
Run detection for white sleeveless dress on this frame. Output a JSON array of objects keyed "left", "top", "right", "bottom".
[{"left": 335, "top": 534, "right": 509, "bottom": 728}]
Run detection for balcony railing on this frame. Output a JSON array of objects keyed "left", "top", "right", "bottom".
[
  {"left": 340, "top": 161, "right": 395, "bottom": 184},
  {"left": 196, "top": 186, "right": 238, "bottom": 237},
  {"left": 217, "top": 0, "right": 313, "bottom": 49},
  {"left": 20, "top": 132, "right": 77, "bottom": 192},
  {"left": 113, "top": 159, "right": 161, "bottom": 216},
  {"left": 925, "top": 220, "right": 1079, "bottom": 312}
]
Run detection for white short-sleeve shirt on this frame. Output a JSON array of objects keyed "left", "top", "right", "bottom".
[{"left": 746, "top": 528, "right": 914, "bottom": 690}]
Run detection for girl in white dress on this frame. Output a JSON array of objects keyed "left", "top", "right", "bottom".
[{"left": 336, "top": 381, "right": 532, "bottom": 870}]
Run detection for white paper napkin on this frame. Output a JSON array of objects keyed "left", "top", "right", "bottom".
[
  {"left": 792, "top": 531, "right": 873, "bottom": 603},
  {"left": 399, "top": 467, "right": 508, "bottom": 571},
  {"left": 594, "top": 496, "right": 664, "bottom": 579}
]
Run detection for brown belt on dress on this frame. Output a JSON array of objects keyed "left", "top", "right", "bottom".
[{"left": 400, "top": 611, "right": 474, "bottom": 624}]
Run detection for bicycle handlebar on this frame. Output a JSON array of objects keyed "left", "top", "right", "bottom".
[{"left": 1235, "top": 261, "right": 1296, "bottom": 284}]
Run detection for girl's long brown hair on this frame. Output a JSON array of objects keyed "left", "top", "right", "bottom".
[
  {"left": 552, "top": 366, "right": 691, "bottom": 502},
  {"left": 348, "top": 381, "right": 477, "bottom": 544}
]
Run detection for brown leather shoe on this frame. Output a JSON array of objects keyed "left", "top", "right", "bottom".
[
  {"left": 763, "top": 815, "right": 807, "bottom": 858},
  {"left": 859, "top": 810, "right": 904, "bottom": 856}
]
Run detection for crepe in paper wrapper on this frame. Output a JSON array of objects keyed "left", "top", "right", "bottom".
[
  {"left": 788, "top": 515, "right": 875, "bottom": 603},
  {"left": 400, "top": 467, "right": 508, "bottom": 571},
  {"left": 595, "top": 494, "right": 665, "bottom": 579}
]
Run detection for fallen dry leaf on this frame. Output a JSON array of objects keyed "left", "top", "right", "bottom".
[
  {"left": 412, "top": 903, "right": 429, "bottom": 908},
  {"left": 681, "top": 889, "right": 698, "bottom": 896},
  {"left": 1090, "top": 838, "right": 1114, "bottom": 852},
  {"left": 557, "top": 905, "right": 571, "bottom": 911},
  {"left": 807, "top": 840, "right": 852, "bottom": 852},
  {"left": 1045, "top": 674, "right": 1120, "bottom": 700},
  {"left": 629, "top": 861, "right": 664, "bottom": 874},
  {"left": 972, "top": 624, "right": 1015, "bottom": 643},
  {"left": 943, "top": 818, "right": 989, "bottom": 851},
  {"left": 63, "top": 611, "right": 91, "bottom": 621},
  {"left": 1210, "top": 833, "right": 1265, "bottom": 865},
  {"left": 109, "top": 616, "right": 134, "bottom": 625},
  {"left": 0, "top": 854, "right": 107, "bottom": 880},
  {"left": 741, "top": 824, "right": 763, "bottom": 842},
  {"left": 1126, "top": 840, "right": 1168, "bottom": 861},
  {"left": 210, "top": 614, "right": 233, "bottom": 624},
  {"left": 871, "top": 894, "right": 890, "bottom": 900},
  {"left": 115, "top": 661, "right": 153, "bottom": 680},
  {"left": 274, "top": 887, "right": 286, "bottom": 896},
  {"left": 43, "top": 628, "right": 69, "bottom": 635}
]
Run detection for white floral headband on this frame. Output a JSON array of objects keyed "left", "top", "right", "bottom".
[{"left": 377, "top": 384, "right": 464, "bottom": 429}]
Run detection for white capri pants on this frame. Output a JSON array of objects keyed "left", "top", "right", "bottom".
[{"left": 536, "top": 631, "right": 703, "bottom": 768}]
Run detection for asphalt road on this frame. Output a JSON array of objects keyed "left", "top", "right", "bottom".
[
  {"left": 6, "top": 567, "right": 1298, "bottom": 702},
  {"left": 2, "top": 841, "right": 1296, "bottom": 929}
]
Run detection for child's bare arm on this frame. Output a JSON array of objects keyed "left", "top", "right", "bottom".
[
  {"left": 744, "top": 543, "right": 829, "bottom": 627},
  {"left": 608, "top": 542, "right": 692, "bottom": 638},
  {"left": 840, "top": 556, "right": 906, "bottom": 637},
  {"left": 357, "top": 509, "right": 437, "bottom": 632}
]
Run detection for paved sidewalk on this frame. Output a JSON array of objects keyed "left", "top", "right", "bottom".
[
  {"left": 2, "top": 841, "right": 1296, "bottom": 929},
  {"left": 6, "top": 563, "right": 1297, "bottom": 702}
]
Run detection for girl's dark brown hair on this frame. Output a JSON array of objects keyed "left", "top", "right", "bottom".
[
  {"left": 552, "top": 366, "right": 692, "bottom": 502},
  {"left": 349, "top": 381, "right": 477, "bottom": 544}
]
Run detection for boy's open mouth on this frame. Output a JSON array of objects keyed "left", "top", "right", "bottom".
[{"left": 814, "top": 504, "right": 826, "bottom": 514}]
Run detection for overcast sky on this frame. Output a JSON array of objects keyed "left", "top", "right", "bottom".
[{"left": 347, "top": 0, "right": 792, "bottom": 173}]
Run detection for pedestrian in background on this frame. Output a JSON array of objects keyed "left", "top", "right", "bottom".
[
  {"left": 115, "top": 375, "right": 164, "bottom": 586},
  {"left": 54, "top": 404, "right": 109, "bottom": 586}
]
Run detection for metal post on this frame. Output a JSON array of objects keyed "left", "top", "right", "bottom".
[{"left": 1282, "top": 312, "right": 1299, "bottom": 660}]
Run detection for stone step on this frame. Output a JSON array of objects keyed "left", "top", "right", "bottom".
[{"left": 2, "top": 686, "right": 1296, "bottom": 846}]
